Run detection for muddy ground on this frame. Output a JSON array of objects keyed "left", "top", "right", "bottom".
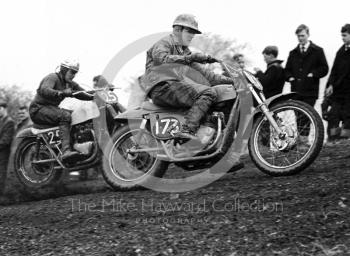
[{"left": 0, "top": 140, "right": 350, "bottom": 256}]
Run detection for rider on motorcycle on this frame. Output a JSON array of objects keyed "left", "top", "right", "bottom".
[
  {"left": 29, "top": 59, "right": 85, "bottom": 162},
  {"left": 141, "top": 14, "right": 234, "bottom": 140},
  {"left": 92, "top": 75, "right": 126, "bottom": 113}
]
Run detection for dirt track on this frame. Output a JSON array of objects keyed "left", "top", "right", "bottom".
[{"left": 0, "top": 141, "right": 350, "bottom": 255}]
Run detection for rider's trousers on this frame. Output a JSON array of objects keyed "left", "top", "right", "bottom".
[
  {"left": 149, "top": 81, "right": 217, "bottom": 132},
  {"left": 29, "top": 103, "right": 75, "bottom": 154},
  {"left": 29, "top": 103, "right": 72, "bottom": 126}
]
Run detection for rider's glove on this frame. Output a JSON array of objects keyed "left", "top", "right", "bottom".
[
  {"left": 220, "top": 77, "right": 235, "bottom": 84},
  {"left": 206, "top": 56, "right": 218, "bottom": 63},
  {"left": 185, "top": 53, "right": 216, "bottom": 64}
]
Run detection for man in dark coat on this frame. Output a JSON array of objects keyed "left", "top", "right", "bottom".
[
  {"left": 0, "top": 100, "right": 15, "bottom": 194},
  {"left": 285, "top": 24, "right": 329, "bottom": 107},
  {"left": 254, "top": 46, "right": 285, "bottom": 98},
  {"left": 285, "top": 24, "right": 329, "bottom": 141},
  {"left": 325, "top": 24, "right": 350, "bottom": 140}
]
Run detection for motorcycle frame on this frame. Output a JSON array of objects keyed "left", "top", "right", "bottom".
[
  {"left": 32, "top": 129, "right": 101, "bottom": 171},
  {"left": 114, "top": 61, "right": 298, "bottom": 163},
  {"left": 129, "top": 87, "right": 241, "bottom": 162}
]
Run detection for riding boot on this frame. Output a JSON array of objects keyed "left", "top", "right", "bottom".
[
  {"left": 175, "top": 124, "right": 199, "bottom": 141},
  {"left": 59, "top": 122, "right": 79, "bottom": 162},
  {"left": 176, "top": 99, "right": 211, "bottom": 140}
]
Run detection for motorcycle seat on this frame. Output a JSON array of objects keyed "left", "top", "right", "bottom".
[
  {"left": 31, "top": 123, "right": 59, "bottom": 135},
  {"left": 141, "top": 101, "right": 184, "bottom": 112}
]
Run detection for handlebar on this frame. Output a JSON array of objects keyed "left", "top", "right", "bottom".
[
  {"left": 72, "top": 91, "right": 95, "bottom": 101},
  {"left": 92, "top": 86, "right": 122, "bottom": 91},
  {"left": 72, "top": 87, "right": 121, "bottom": 97},
  {"left": 72, "top": 91, "right": 94, "bottom": 96}
]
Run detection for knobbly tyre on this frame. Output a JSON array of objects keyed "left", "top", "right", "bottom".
[
  {"left": 102, "top": 60, "right": 324, "bottom": 191},
  {"left": 13, "top": 88, "right": 123, "bottom": 192}
]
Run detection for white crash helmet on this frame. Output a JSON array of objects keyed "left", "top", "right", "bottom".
[{"left": 60, "top": 59, "right": 80, "bottom": 72}]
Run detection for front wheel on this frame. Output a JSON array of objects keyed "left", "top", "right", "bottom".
[
  {"left": 101, "top": 123, "right": 169, "bottom": 191},
  {"left": 249, "top": 100, "right": 324, "bottom": 176}
]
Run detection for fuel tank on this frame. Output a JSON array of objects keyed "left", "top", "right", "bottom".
[{"left": 59, "top": 98, "right": 100, "bottom": 125}]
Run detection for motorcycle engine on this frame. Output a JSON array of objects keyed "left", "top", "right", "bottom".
[{"left": 72, "top": 122, "right": 95, "bottom": 155}]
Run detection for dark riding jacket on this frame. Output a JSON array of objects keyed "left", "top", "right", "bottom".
[
  {"left": 141, "top": 34, "right": 232, "bottom": 94},
  {"left": 32, "top": 73, "right": 84, "bottom": 107}
]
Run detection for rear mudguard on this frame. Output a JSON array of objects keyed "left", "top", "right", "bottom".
[
  {"left": 16, "top": 127, "right": 35, "bottom": 138},
  {"left": 114, "top": 108, "right": 147, "bottom": 121},
  {"left": 114, "top": 105, "right": 183, "bottom": 122}
]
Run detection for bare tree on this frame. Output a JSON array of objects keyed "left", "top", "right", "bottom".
[{"left": 191, "top": 33, "right": 250, "bottom": 66}]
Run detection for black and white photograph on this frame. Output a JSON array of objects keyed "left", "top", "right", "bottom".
[{"left": 0, "top": 0, "right": 350, "bottom": 255}]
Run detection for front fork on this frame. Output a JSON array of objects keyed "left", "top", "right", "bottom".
[
  {"left": 125, "top": 117, "right": 149, "bottom": 155},
  {"left": 248, "top": 85, "right": 285, "bottom": 138}
]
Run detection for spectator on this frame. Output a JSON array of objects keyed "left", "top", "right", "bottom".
[
  {"left": 324, "top": 23, "right": 350, "bottom": 140},
  {"left": 254, "top": 46, "right": 285, "bottom": 98},
  {"left": 285, "top": 24, "right": 329, "bottom": 106},
  {"left": 233, "top": 53, "right": 245, "bottom": 70},
  {"left": 0, "top": 99, "right": 15, "bottom": 194},
  {"left": 223, "top": 53, "right": 246, "bottom": 87},
  {"left": 285, "top": 24, "right": 329, "bottom": 143},
  {"left": 15, "top": 104, "right": 32, "bottom": 134},
  {"left": 321, "top": 90, "right": 336, "bottom": 142}
]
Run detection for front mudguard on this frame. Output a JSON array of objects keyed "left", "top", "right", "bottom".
[{"left": 253, "top": 92, "right": 298, "bottom": 117}]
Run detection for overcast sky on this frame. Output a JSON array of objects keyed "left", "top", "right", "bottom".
[{"left": 0, "top": 0, "right": 349, "bottom": 105}]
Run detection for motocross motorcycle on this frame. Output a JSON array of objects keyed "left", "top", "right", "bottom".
[
  {"left": 14, "top": 88, "right": 123, "bottom": 189},
  {"left": 102, "top": 60, "right": 324, "bottom": 191}
]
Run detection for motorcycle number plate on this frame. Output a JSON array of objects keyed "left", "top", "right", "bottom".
[
  {"left": 153, "top": 117, "right": 180, "bottom": 138},
  {"left": 96, "top": 90, "right": 118, "bottom": 103},
  {"left": 46, "top": 130, "right": 61, "bottom": 145}
]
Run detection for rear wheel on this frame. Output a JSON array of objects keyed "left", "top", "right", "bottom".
[
  {"left": 14, "top": 138, "right": 63, "bottom": 189},
  {"left": 249, "top": 100, "right": 324, "bottom": 176},
  {"left": 102, "top": 123, "right": 169, "bottom": 191}
]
